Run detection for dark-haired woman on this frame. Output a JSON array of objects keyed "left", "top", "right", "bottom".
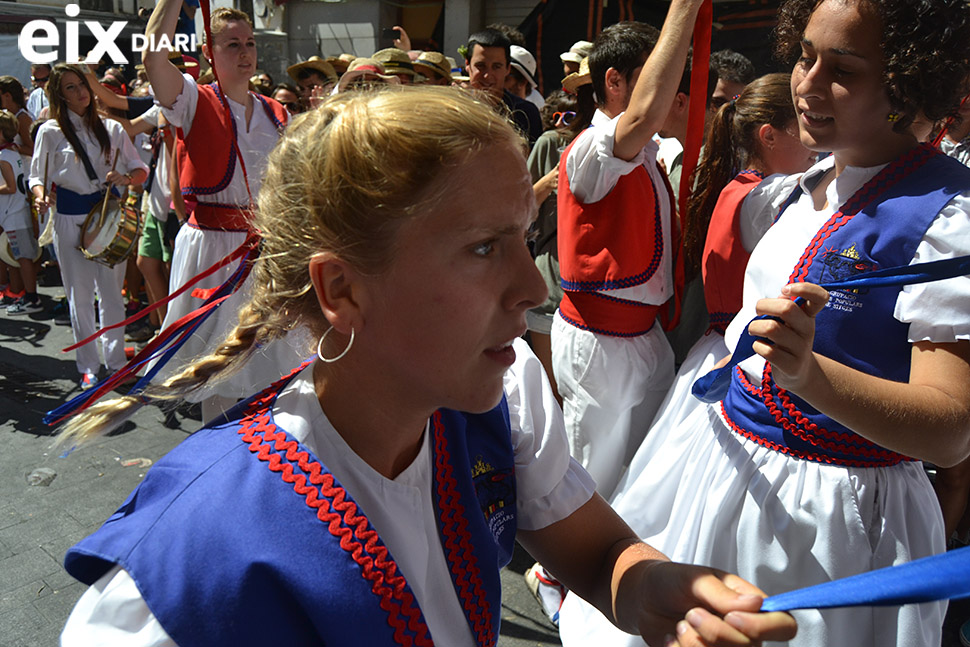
[
  {"left": 29, "top": 64, "right": 147, "bottom": 389},
  {"left": 560, "top": 1, "right": 970, "bottom": 645}
]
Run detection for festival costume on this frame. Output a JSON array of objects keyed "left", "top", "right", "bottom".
[
  {"left": 559, "top": 147, "right": 970, "bottom": 646},
  {"left": 28, "top": 115, "right": 148, "bottom": 376},
  {"left": 551, "top": 109, "right": 675, "bottom": 498},
  {"left": 154, "top": 76, "right": 305, "bottom": 401},
  {"left": 61, "top": 340, "right": 596, "bottom": 646}
]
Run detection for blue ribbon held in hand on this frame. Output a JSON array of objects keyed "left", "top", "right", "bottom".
[
  {"left": 761, "top": 545, "right": 970, "bottom": 612},
  {"left": 692, "top": 254, "right": 970, "bottom": 403}
]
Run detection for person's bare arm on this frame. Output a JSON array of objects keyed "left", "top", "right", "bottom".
[
  {"left": 533, "top": 165, "right": 559, "bottom": 203},
  {"left": 143, "top": 0, "right": 187, "bottom": 108},
  {"left": 613, "top": 0, "right": 703, "bottom": 161},
  {"left": 518, "top": 494, "right": 797, "bottom": 646},
  {"left": 81, "top": 58, "right": 129, "bottom": 113},
  {"left": 0, "top": 160, "right": 16, "bottom": 195},
  {"left": 15, "top": 113, "right": 33, "bottom": 157},
  {"left": 750, "top": 281, "right": 970, "bottom": 467}
]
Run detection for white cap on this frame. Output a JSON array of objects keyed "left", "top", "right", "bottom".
[
  {"left": 509, "top": 45, "right": 538, "bottom": 89},
  {"left": 560, "top": 40, "right": 592, "bottom": 64}
]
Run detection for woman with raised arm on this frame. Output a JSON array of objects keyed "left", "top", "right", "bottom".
[
  {"left": 559, "top": 1, "right": 970, "bottom": 646},
  {"left": 141, "top": 0, "right": 299, "bottom": 421},
  {"left": 28, "top": 64, "right": 147, "bottom": 389},
  {"left": 57, "top": 86, "right": 795, "bottom": 647}
]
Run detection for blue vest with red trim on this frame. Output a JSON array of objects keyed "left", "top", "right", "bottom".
[
  {"left": 64, "top": 367, "right": 516, "bottom": 647},
  {"left": 720, "top": 146, "right": 970, "bottom": 467},
  {"left": 176, "top": 83, "right": 287, "bottom": 198}
]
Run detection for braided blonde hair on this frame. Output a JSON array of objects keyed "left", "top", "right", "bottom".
[{"left": 56, "top": 85, "right": 524, "bottom": 447}]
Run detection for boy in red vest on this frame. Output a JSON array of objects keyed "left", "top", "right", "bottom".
[{"left": 553, "top": 2, "right": 704, "bottom": 501}]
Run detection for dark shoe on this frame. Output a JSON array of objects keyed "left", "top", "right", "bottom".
[
  {"left": 51, "top": 298, "right": 70, "bottom": 325},
  {"left": 961, "top": 618, "right": 970, "bottom": 647},
  {"left": 7, "top": 296, "right": 43, "bottom": 316},
  {"left": 0, "top": 294, "right": 18, "bottom": 309},
  {"left": 125, "top": 321, "right": 154, "bottom": 342}
]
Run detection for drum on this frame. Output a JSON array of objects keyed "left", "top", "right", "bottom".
[
  {"left": 0, "top": 231, "right": 42, "bottom": 267},
  {"left": 79, "top": 196, "right": 141, "bottom": 268}
]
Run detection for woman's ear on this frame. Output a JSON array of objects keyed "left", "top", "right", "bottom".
[
  {"left": 758, "top": 123, "right": 776, "bottom": 151},
  {"left": 308, "top": 252, "right": 363, "bottom": 335}
]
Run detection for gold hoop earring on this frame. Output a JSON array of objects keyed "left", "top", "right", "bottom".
[{"left": 317, "top": 326, "right": 354, "bottom": 363}]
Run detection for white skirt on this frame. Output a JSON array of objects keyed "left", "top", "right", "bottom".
[
  {"left": 559, "top": 339, "right": 946, "bottom": 647},
  {"left": 151, "top": 225, "right": 309, "bottom": 402}
]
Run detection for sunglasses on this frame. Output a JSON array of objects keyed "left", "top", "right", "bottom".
[
  {"left": 32, "top": 75, "right": 49, "bottom": 83},
  {"left": 553, "top": 110, "right": 576, "bottom": 127}
]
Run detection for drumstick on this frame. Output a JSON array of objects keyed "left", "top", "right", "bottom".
[
  {"left": 36, "top": 156, "right": 54, "bottom": 247},
  {"left": 97, "top": 150, "right": 121, "bottom": 231}
]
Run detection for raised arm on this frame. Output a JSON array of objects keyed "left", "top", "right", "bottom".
[
  {"left": 750, "top": 281, "right": 970, "bottom": 467},
  {"left": 81, "top": 58, "right": 129, "bottom": 114},
  {"left": 613, "top": 0, "right": 703, "bottom": 161},
  {"left": 142, "top": 0, "right": 188, "bottom": 108},
  {"left": 518, "top": 494, "right": 797, "bottom": 645}
]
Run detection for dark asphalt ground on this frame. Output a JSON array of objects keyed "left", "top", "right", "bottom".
[{"left": 0, "top": 267, "right": 561, "bottom": 647}]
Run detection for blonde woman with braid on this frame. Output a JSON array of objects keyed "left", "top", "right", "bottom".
[
  {"left": 57, "top": 86, "right": 795, "bottom": 647},
  {"left": 143, "top": 0, "right": 298, "bottom": 421}
]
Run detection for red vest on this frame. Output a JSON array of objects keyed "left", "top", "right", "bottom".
[
  {"left": 176, "top": 83, "right": 286, "bottom": 202},
  {"left": 701, "top": 171, "right": 763, "bottom": 333},
  {"left": 556, "top": 137, "right": 673, "bottom": 337}
]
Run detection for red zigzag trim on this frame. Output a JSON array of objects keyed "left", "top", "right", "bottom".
[
  {"left": 237, "top": 368, "right": 434, "bottom": 647},
  {"left": 432, "top": 412, "right": 495, "bottom": 647}
]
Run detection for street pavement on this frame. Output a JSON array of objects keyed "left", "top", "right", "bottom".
[{"left": 0, "top": 270, "right": 562, "bottom": 647}]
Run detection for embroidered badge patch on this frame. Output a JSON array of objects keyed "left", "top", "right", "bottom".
[
  {"left": 472, "top": 456, "right": 515, "bottom": 540},
  {"left": 820, "top": 243, "right": 878, "bottom": 313}
]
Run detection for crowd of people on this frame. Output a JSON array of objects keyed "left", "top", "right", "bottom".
[{"left": 2, "top": 0, "right": 969, "bottom": 645}]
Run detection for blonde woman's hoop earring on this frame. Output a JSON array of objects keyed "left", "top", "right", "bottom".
[{"left": 317, "top": 326, "right": 355, "bottom": 363}]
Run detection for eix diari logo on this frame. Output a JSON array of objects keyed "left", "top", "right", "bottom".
[{"left": 19, "top": 3, "right": 197, "bottom": 65}]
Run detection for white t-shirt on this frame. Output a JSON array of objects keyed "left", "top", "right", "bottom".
[
  {"left": 0, "top": 147, "right": 30, "bottom": 231},
  {"left": 61, "top": 339, "right": 596, "bottom": 646}
]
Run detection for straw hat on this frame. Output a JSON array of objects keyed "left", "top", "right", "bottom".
[
  {"left": 412, "top": 51, "right": 453, "bottom": 83},
  {"left": 0, "top": 232, "right": 41, "bottom": 267},
  {"left": 325, "top": 54, "right": 356, "bottom": 76},
  {"left": 562, "top": 57, "right": 591, "bottom": 94},
  {"left": 372, "top": 48, "right": 417, "bottom": 78},
  {"left": 287, "top": 56, "right": 339, "bottom": 84},
  {"left": 509, "top": 45, "right": 538, "bottom": 89},
  {"left": 560, "top": 40, "right": 592, "bottom": 65},
  {"left": 334, "top": 58, "right": 401, "bottom": 92}
]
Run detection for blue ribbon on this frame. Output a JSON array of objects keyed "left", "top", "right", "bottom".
[
  {"left": 761, "top": 545, "right": 970, "bottom": 612},
  {"left": 692, "top": 254, "right": 970, "bottom": 403}
]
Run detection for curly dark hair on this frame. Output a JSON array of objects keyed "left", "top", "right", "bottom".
[{"left": 774, "top": 0, "right": 970, "bottom": 132}]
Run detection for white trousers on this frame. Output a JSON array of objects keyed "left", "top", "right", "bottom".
[
  {"left": 53, "top": 212, "right": 126, "bottom": 375},
  {"left": 551, "top": 313, "right": 674, "bottom": 499}
]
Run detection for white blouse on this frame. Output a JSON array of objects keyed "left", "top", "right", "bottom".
[
  {"left": 29, "top": 111, "right": 147, "bottom": 199},
  {"left": 61, "top": 339, "right": 596, "bottom": 646},
  {"left": 159, "top": 74, "right": 281, "bottom": 205},
  {"left": 727, "top": 154, "right": 970, "bottom": 382}
]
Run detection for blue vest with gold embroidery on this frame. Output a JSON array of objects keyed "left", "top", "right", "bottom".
[
  {"left": 64, "top": 366, "right": 516, "bottom": 646},
  {"left": 720, "top": 146, "right": 970, "bottom": 467}
]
